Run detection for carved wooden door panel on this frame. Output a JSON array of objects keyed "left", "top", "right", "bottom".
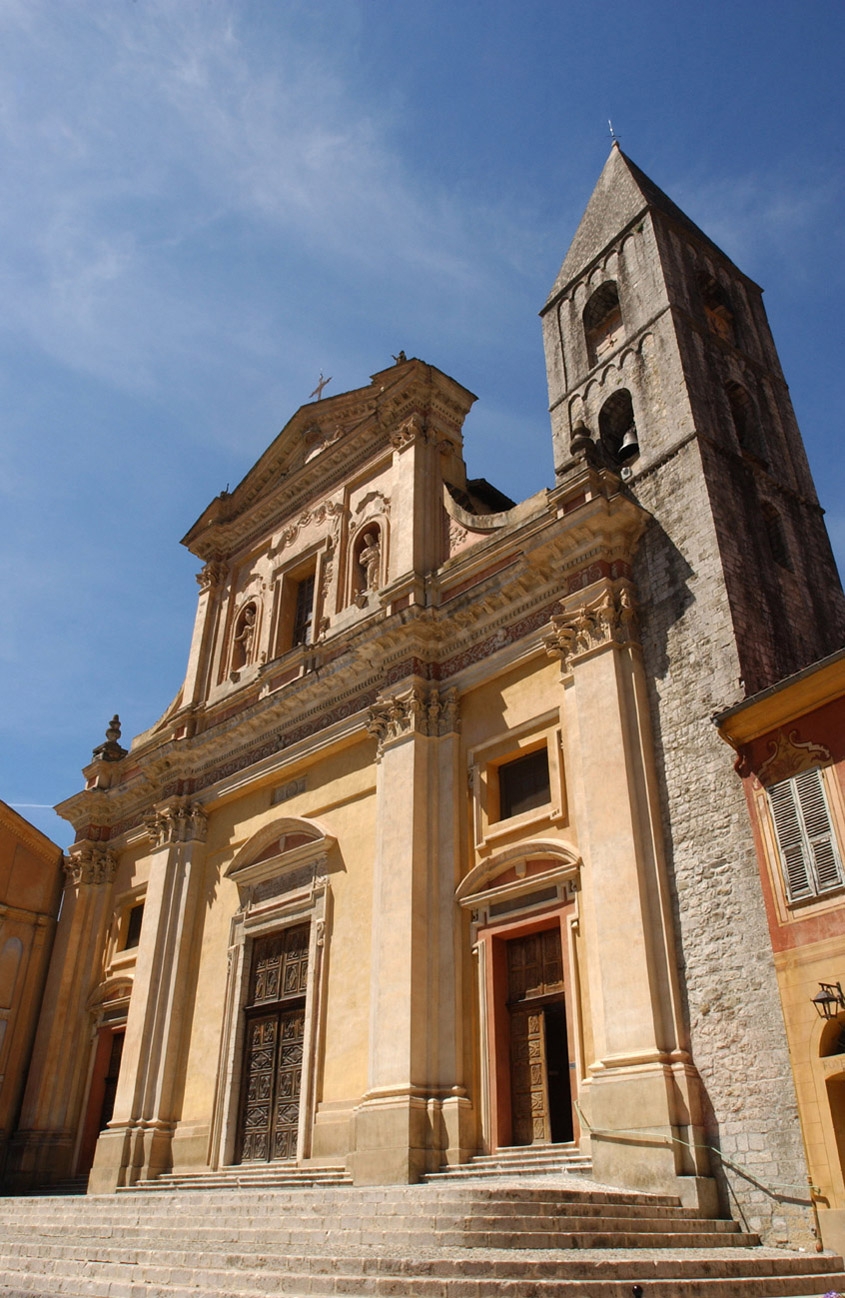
[
  {"left": 507, "top": 929, "right": 565, "bottom": 1146},
  {"left": 238, "top": 924, "right": 309, "bottom": 1164},
  {"left": 510, "top": 1006, "right": 550, "bottom": 1145},
  {"left": 272, "top": 1008, "right": 305, "bottom": 1160},
  {"left": 240, "top": 1015, "right": 279, "bottom": 1162}
]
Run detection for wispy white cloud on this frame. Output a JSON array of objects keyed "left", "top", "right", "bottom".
[
  {"left": 0, "top": 0, "right": 526, "bottom": 410},
  {"left": 669, "top": 168, "right": 841, "bottom": 281}
]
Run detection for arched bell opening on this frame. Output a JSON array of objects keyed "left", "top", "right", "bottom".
[{"left": 598, "top": 389, "right": 639, "bottom": 464}]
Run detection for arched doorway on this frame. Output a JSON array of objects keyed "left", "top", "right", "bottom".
[
  {"left": 457, "top": 845, "right": 582, "bottom": 1153},
  {"left": 212, "top": 816, "right": 336, "bottom": 1170}
]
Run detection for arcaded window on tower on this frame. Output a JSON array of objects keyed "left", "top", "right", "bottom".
[
  {"left": 726, "top": 381, "right": 767, "bottom": 461},
  {"left": 598, "top": 389, "right": 639, "bottom": 464},
  {"left": 583, "top": 281, "right": 623, "bottom": 366},
  {"left": 232, "top": 601, "right": 258, "bottom": 671},
  {"left": 699, "top": 274, "right": 736, "bottom": 344},
  {"left": 762, "top": 502, "right": 792, "bottom": 571}
]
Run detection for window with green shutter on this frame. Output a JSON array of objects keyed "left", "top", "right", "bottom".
[{"left": 767, "top": 769, "right": 843, "bottom": 902}]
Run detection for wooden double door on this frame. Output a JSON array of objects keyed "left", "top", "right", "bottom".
[
  {"left": 237, "top": 925, "right": 309, "bottom": 1163},
  {"left": 507, "top": 929, "right": 573, "bottom": 1145}
]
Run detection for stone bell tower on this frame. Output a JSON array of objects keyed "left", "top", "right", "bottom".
[{"left": 541, "top": 145, "right": 845, "bottom": 1237}]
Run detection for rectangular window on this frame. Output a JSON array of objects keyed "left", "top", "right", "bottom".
[
  {"left": 291, "top": 573, "right": 316, "bottom": 647},
  {"left": 123, "top": 902, "right": 144, "bottom": 950},
  {"left": 498, "top": 748, "right": 551, "bottom": 821},
  {"left": 768, "top": 768, "right": 843, "bottom": 901}
]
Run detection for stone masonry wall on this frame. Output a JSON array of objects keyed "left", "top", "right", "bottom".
[{"left": 632, "top": 439, "right": 813, "bottom": 1246}]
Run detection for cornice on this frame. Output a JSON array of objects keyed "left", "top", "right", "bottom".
[{"left": 61, "top": 473, "right": 646, "bottom": 842}]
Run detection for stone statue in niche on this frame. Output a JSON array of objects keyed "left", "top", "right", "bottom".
[
  {"left": 355, "top": 530, "right": 381, "bottom": 606},
  {"left": 232, "top": 603, "right": 257, "bottom": 670}
]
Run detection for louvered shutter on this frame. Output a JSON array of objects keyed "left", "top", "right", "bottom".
[
  {"left": 795, "top": 768, "right": 843, "bottom": 892},
  {"left": 768, "top": 779, "right": 814, "bottom": 900},
  {"left": 768, "top": 769, "right": 843, "bottom": 901}
]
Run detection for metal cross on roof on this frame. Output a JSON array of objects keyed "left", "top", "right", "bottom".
[{"left": 309, "top": 372, "right": 332, "bottom": 400}]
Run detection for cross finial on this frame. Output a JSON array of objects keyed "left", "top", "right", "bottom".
[
  {"left": 608, "top": 119, "right": 619, "bottom": 146},
  {"left": 309, "top": 372, "right": 332, "bottom": 401}
]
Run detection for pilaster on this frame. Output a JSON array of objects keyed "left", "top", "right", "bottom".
[
  {"left": 7, "top": 845, "right": 116, "bottom": 1189},
  {"left": 349, "top": 683, "right": 472, "bottom": 1184},
  {"left": 88, "top": 799, "right": 208, "bottom": 1191},
  {"left": 547, "top": 579, "right": 715, "bottom": 1209}
]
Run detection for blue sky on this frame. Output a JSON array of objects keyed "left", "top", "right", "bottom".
[{"left": 2, "top": 0, "right": 844, "bottom": 847}]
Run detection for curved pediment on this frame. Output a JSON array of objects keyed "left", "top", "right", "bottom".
[
  {"left": 456, "top": 839, "right": 581, "bottom": 904},
  {"left": 225, "top": 816, "right": 337, "bottom": 889},
  {"left": 87, "top": 975, "right": 133, "bottom": 1013}
]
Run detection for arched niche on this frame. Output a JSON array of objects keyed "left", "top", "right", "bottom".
[
  {"left": 231, "top": 600, "right": 259, "bottom": 673},
  {"left": 347, "top": 518, "right": 388, "bottom": 607}
]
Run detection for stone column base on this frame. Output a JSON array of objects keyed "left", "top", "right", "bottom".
[
  {"left": 348, "top": 1091, "right": 473, "bottom": 1185},
  {"left": 586, "top": 1060, "right": 717, "bottom": 1214},
  {"left": 88, "top": 1119, "right": 175, "bottom": 1193}
]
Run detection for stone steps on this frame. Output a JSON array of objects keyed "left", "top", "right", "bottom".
[
  {"left": 0, "top": 1182, "right": 839, "bottom": 1297},
  {"left": 118, "top": 1161, "right": 351, "bottom": 1192},
  {"left": 0, "top": 1245, "right": 841, "bottom": 1298},
  {"left": 426, "top": 1141, "right": 594, "bottom": 1181}
]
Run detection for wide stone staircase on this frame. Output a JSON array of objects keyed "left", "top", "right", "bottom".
[{"left": 0, "top": 1177, "right": 842, "bottom": 1297}]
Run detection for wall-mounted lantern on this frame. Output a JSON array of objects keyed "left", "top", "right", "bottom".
[{"left": 811, "top": 981, "right": 845, "bottom": 1020}]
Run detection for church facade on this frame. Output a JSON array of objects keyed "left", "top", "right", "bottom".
[{"left": 8, "top": 148, "right": 845, "bottom": 1247}]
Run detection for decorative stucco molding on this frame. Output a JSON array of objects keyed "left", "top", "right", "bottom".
[
  {"left": 757, "top": 729, "right": 831, "bottom": 786},
  {"left": 544, "top": 579, "right": 637, "bottom": 669},
  {"left": 367, "top": 685, "right": 460, "bottom": 756},
  {"left": 145, "top": 799, "right": 208, "bottom": 848},
  {"left": 273, "top": 498, "right": 346, "bottom": 555}
]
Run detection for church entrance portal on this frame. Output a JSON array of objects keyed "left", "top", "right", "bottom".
[
  {"left": 506, "top": 930, "right": 573, "bottom": 1145},
  {"left": 236, "top": 924, "right": 309, "bottom": 1163}
]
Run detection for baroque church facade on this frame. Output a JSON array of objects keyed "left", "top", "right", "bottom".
[{"left": 9, "top": 147, "right": 845, "bottom": 1246}]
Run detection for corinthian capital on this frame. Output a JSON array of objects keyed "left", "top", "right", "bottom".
[
  {"left": 367, "top": 685, "right": 461, "bottom": 757},
  {"left": 146, "top": 798, "right": 208, "bottom": 848},
  {"left": 545, "top": 580, "right": 638, "bottom": 669},
  {"left": 64, "top": 845, "right": 118, "bottom": 888}
]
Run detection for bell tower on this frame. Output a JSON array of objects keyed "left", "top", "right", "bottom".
[
  {"left": 543, "top": 144, "right": 845, "bottom": 692},
  {"left": 542, "top": 145, "right": 845, "bottom": 1238}
]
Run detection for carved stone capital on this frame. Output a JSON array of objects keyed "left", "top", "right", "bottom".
[
  {"left": 196, "top": 558, "right": 228, "bottom": 590},
  {"left": 545, "top": 580, "right": 638, "bottom": 669},
  {"left": 389, "top": 411, "right": 427, "bottom": 450},
  {"left": 146, "top": 798, "right": 208, "bottom": 848},
  {"left": 367, "top": 685, "right": 460, "bottom": 757},
  {"left": 64, "top": 845, "right": 118, "bottom": 888}
]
